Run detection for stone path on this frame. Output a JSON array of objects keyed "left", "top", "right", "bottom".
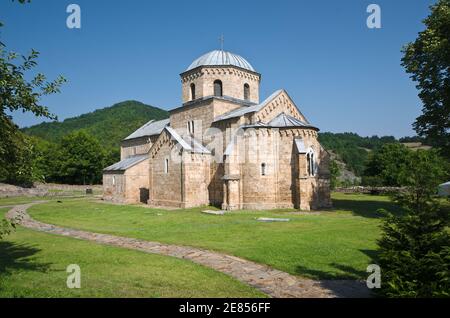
[{"left": 5, "top": 202, "right": 371, "bottom": 298}]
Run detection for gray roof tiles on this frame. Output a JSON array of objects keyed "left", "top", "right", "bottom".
[
  {"left": 103, "top": 154, "right": 148, "bottom": 171},
  {"left": 164, "top": 127, "right": 211, "bottom": 154},
  {"left": 268, "top": 112, "right": 309, "bottom": 128},
  {"left": 213, "top": 89, "right": 284, "bottom": 123},
  {"left": 124, "top": 118, "right": 170, "bottom": 141}
]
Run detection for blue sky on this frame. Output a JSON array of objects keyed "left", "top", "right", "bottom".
[{"left": 0, "top": 0, "right": 436, "bottom": 137}]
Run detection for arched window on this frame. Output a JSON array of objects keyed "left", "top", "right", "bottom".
[
  {"left": 164, "top": 158, "right": 169, "bottom": 174},
  {"left": 190, "top": 83, "right": 196, "bottom": 100},
  {"left": 214, "top": 80, "right": 223, "bottom": 97},
  {"left": 261, "top": 163, "right": 267, "bottom": 176},
  {"left": 244, "top": 83, "right": 250, "bottom": 100},
  {"left": 307, "top": 150, "right": 315, "bottom": 176}
]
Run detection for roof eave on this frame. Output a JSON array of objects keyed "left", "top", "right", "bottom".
[{"left": 180, "top": 64, "right": 261, "bottom": 78}]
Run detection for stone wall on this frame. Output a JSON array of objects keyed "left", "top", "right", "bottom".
[
  {"left": 102, "top": 172, "right": 126, "bottom": 202},
  {"left": 0, "top": 182, "right": 102, "bottom": 198},
  {"left": 148, "top": 132, "right": 183, "bottom": 207},
  {"left": 181, "top": 66, "right": 260, "bottom": 104},
  {"left": 335, "top": 186, "right": 403, "bottom": 195},
  {"left": 120, "top": 136, "right": 156, "bottom": 160},
  {"left": 222, "top": 127, "right": 331, "bottom": 211},
  {"left": 182, "top": 153, "right": 211, "bottom": 207},
  {"left": 251, "top": 90, "right": 308, "bottom": 124}
]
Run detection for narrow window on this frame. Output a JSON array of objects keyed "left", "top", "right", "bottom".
[
  {"left": 190, "top": 83, "right": 196, "bottom": 100},
  {"left": 187, "top": 120, "right": 194, "bottom": 135},
  {"left": 307, "top": 153, "right": 311, "bottom": 176},
  {"left": 214, "top": 80, "right": 223, "bottom": 97},
  {"left": 307, "top": 151, "right": 315, "bottom": 176},
  {"left": 112, "top": 176, "right": 116, "bottom": 185},
  {"left": 261, "top": 163, "right": 266, "bottom": 176},
  {"left": 244, "top": 83, "right": 250, "bottom": 100},
  {"left": 164, "top": 158, "right": 169, "bottom": 174}
]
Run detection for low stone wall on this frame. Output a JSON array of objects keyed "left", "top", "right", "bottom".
[
  {"left": 0, "top": 182, "right": 102, "bottom": 198},
  {"left": 335, "top": 186, "right": 404, "bottom": 195}
]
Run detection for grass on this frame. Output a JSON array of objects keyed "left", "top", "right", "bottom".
[
  {"left": 26, "top": 193, "right": 403, "bottom": 280},
  {"left": 0, "top": 208, "right": 264, "bottom": 298}
]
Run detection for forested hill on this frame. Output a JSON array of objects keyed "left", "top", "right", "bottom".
[
  {"left": 318, "top": 132, "right": 398, "bottom": 176},
  {"left": 22, "top": 100, "right": 169, "bottom": 148}
]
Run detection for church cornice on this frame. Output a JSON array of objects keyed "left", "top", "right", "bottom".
[
  {"left": 171, "top": 95, "right": 256, "bottom": 114},
  {"left": 180, "top": 65, "right": 261, "bottom": 82}
]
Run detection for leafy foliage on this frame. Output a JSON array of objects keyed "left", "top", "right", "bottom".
[
  {"left": 363, "top": 143, "right": 412, "bottom": 186},
  {"left": 0, "top": 1, "right": 65, "bottom": 189},
  {"left": 57, "top": 131, "right": 107, "bottom": 184},
  {"left": 377, "top": 150, "right": 450, "bottom": 297},
  {"left": 318, "top": 132, "right": 397, "bottom": 176},
  {"left": 401, "top": 0, "right": 450, "bottom": 158},
  {"left": 329, "top": 160, "right": 340, "bottom": 190}
]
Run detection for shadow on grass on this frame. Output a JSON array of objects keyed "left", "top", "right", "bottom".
[
  {"left": 332, "top": 196, "right": 404, "bottom": 218},
  {"left": 294, "top": 249, "right": 380, "bottom": 297},
  {"left": 0, "top": 241, "right": 51, "bottom": 277},
  {"left": 294, "top": 249, "right": 379, "bottom": 281}
]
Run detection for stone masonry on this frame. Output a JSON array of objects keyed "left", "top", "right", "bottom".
[{"left": 103, "top": 50, "right": 331, "bottom": 210}]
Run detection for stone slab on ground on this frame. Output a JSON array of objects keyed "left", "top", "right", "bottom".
[
  {"left": 202, "top": 210, "right": 226, "bottom": 215},
  {"left": 257, "top": 217, "right": 290, "bottom": 222}
]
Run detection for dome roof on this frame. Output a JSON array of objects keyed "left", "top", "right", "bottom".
[{"left": 186, "top": 50, "right": 256, "bottom": 72}]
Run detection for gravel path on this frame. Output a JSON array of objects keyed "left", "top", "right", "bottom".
[{"left": 6, "top": 202, "right": 372, "bottom": 298}]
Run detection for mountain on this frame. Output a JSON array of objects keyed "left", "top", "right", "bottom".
[{"left": 22, "top": 100, "right": 169, "bottom": 148}]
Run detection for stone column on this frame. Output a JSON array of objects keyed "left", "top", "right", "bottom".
[{"left": 221, "top": 175, "right": 240, "bottom": 210}]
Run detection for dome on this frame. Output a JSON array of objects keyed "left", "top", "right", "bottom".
[{"left": 186, "top": 50, "right": 256, "bottom": 72}]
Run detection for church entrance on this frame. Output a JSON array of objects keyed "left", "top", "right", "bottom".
[{"left": 139, "top": 187, "right": 149, "bottom": 204}]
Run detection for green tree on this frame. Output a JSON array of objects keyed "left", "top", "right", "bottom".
[
  {"left": 0, "top": 3, "right": 66, "bottom": 186},
  {"left": 58, "top": 131, "right": 106, "bottom": 185},
  {"left": 329, "top": 160, "right": 340, "bottom": 190},
  {"left": 401, "top": 0, "right": 450, "bottom": 158},
  {"left": 377, "top": 150, "right": 450, "bottom": 297},
  {"left": 363, "top": 143, "right": 412, "bottom": 187},
  {"left": 0, "top": 0, "right": 64, "bottom": 239}
]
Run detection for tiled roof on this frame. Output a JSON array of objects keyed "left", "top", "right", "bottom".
[
  {"left": 103, "top": 154, "right": 148, "bottom": 171},
  {"left": 124, "top": 118, "right": 170, "bottom": 140},
  {"left": 165, "top": 127, "right": 211, "bottom": 154},
  {"left": 213, "top": 90, "right": 283, "bottom": 122}
]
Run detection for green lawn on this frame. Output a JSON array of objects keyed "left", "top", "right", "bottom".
[
  {"left": 0, "top": 195, "right": 91, "bottom": 206},
  {"left": 26, "top": 193, "right": 402, "bottom": 280},
  {"left": 0, "top": 208, "right": 264, "bottom": 298}
]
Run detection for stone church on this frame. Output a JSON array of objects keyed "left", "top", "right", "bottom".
[{"left": 103, "top": 50, "right": 331, "bottom": 210}]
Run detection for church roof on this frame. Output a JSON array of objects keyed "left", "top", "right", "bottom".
[
  {"left": 213, "top": 89, "right": 284, "bottom": 122},
  {"left": 165, "top": 127, "right": 211, "bottom": 154},
  {"left": 124, "top": 118, "right": 170, "bottom": 141},
  {"left": 103, "top": 154, "right": 148, "bottom": 171},
  {"left": 185, "top": 50, "right": 256, "bottom": 72},
  {"left": 268, "top": 112, "right": 309, "bottom": 127}
]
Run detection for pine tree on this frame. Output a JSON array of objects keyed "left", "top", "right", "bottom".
[{"left": 377, "top": 150, "right": 450, "bottom": 297}]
